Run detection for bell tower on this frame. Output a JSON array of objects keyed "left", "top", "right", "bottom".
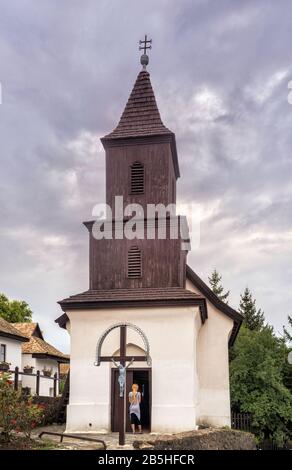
[
  {"left": 85, "top": 37, "right": 189, "bottom": 290},
  {"left": 101, "top": 69, "right": 179, "bottom": 215}
]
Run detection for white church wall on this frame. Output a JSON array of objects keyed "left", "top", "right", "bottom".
[
  {"left": 65, "top": 305, "right": 201, "bottom": 434},
  {"left": 186, "top": 278, "right": 234, "bottom": 427}
]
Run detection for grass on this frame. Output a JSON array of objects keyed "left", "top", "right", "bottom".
[{"left": 0, "top": 435, "right": 58, "bottom": 450}]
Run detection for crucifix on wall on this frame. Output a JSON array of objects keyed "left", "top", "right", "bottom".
[{"left": 94, "top": 322, "right": 151, "bottom": 446}]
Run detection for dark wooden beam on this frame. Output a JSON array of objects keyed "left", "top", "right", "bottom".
[
  {"left": 119, "top": 326, "right": 126, "bottom": 446},
  {"left": 99, "top": 355, "right": 146, "bottom": 363}
]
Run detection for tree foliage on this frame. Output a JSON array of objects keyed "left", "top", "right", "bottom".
[
  {"left": 283, "top": 315, "right": 292, "bottom": 343},
  {"left": 282, "top": 316, "right": 292, "bottom": 394},
  {"left": 0, "top": 293, "right": 32, "bottom": 323},
  {"left": 208, "top": 269, "right": 229, "bottom": 303},
  {"left": 230, "top": 325, "right": 292, "bottom": 444},
  {"left": 239, "top": 287, "right": 265, "bottom": 331}
]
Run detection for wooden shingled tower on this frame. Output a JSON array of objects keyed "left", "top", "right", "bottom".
[{"left": 58, "top": 37, "right": 191, "bottom": 300}]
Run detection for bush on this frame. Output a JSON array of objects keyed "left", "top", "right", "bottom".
[
  {"left": 0, "top": 373, "right": 44, "bottom": 441},
  {"left": 16, "top": 398, "right": 44, "bottom": 438},
  {"left": 33, "top": 396, "right": 61, "bottom": 425},
  {"left": 0, "top": 372, "right": 21, "bottom": 441},
  {"left": 230, "top": 326, "right": 292, "bottom": 445}
]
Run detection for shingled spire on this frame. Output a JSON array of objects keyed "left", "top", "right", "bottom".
[{"left": 102, "top": 70, "right": 173, "bottom": 140}]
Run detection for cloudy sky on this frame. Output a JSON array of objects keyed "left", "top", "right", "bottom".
[{"left": 1, "top": 0, "right": 292, "bottom": 352}]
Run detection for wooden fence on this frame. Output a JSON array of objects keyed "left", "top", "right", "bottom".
[{"left": 7, "top": 366, "right": 59, "bottom": 397}]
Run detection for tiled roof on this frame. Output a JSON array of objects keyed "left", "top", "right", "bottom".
[
  {"left": 21, "top": 336, "right": 68, "bottom": 361},
  {"left": 59, "top": 287, "right": 204, "bottom": 305},
  {"left": 0, "top": 317, "right": 29, "bottom": 342},
  {"left": 12, "top": 322, "right": 68, "bottom": 361},
  {"left": 102, "top": 70, "right": 173, "bottom": 140},
  {"left": 12, "top": 322, "right": 43, "bottom": 339}
]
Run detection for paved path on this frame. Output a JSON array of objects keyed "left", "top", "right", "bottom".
[{"left": 33, "top": 424, "right": 159, "bottom": 450}]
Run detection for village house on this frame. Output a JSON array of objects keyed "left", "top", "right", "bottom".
[
  {"left": 0, "top": 317, "right": 28, "bottom": 373},
  {"left": 56, "top": 48, "right": 243, "bottom": 435},
  {"left": 13, "top": 322, "right": 69, "bottom": 397}
]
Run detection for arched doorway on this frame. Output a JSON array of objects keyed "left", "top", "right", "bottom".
[
  {"left": 111, "top": 343, "right": 151, "bottom": 432},
  {"left": 95, "top": 322, "right": 152, "bottom": 441}
]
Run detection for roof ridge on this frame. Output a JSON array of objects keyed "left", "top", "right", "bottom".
[{"left": 186, "top": 264, "right": 243, "bottom": 346}]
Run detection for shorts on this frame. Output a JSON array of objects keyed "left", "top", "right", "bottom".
[{"left": 130, "top": 413, "right": 141, "bottom": 425}]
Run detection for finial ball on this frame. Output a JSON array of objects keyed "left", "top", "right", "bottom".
[{"left": 140, "top": 54, "right": 149, "bottom": 68}]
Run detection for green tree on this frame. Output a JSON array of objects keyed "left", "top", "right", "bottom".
[
  {"left": 0, "top": 293, "right": 32, "bottom": 323},
  {"left": 283, "top": 315, "right": 292, "bottom": 343},
  {"left": 208, "top": 269, "right": 229, "bottom": 303},
  {"left": 239, "top": 287, "right": 265, "bottom": 331},
  {"left": 282, "top": 315, "right": 292, "bottom": 393},
  {"left": 230, "top": 325, "right": 292, "bottom": 444}
]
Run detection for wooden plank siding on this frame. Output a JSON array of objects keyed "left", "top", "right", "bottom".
[
  {"left": 105, "top": 140, "right": 177, "bottom": 215},
  {"left": 85, "top": 217, "right": 188, "bottom": 290}
]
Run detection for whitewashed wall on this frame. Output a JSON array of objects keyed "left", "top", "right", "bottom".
[
  {"left": 21, "top": 354, "right": 59, "bottom": 396},
  {"left": 186, "top": 278, "right": 234, "bottom": 427},
  {"left": 0, "top": 336, "right": 22, "bottom": 372},
  {"left": 65, "top": 306, "right": 201, "bottom": 434}
]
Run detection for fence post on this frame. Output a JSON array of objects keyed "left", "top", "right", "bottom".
[
  {"left": 53, "top": 372, "right": 57, "bottom": 397},
  {"left": 14, "top": 366, "right": 19, "bottom": 391},
  {"left": 36, "top": 370, "right": 40, "bottom": 396}
]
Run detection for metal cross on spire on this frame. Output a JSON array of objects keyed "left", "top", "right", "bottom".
[{"left": 139, "top": 34, "right": 152, "bottom": 69}]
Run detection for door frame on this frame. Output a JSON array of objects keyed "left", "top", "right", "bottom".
[{"left": 111, "top": 367, "right": 152, "bottom": 432}]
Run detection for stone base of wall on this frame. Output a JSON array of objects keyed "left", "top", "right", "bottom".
[{"left": 133, "top": 428, "right": 256, "bottom": 450}]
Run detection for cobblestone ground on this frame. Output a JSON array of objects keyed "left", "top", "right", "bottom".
[{"left": 32, "top": 424, "right": 158, "bottom": 450}]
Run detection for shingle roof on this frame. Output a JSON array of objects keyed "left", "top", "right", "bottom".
[
  {"left": 102, "top": 70, "right": 173, "bottom": 140},
  {"left": 186, "top": 265, "right": 243, "bottom": 346},
  {"left": 56, "top": 287, "right": 207, "bottom": 329},
  {"left": 21, "top": 336, "right": 68, "bottom": 361},
  {"left": 12, "top": 322, "right": 43, "bottom": 340},
  {"left": 12, "top": 322, "right": 68, "bottom": 361},
  {"left": 59, "top": 287, "right": 204, "bottom": 306},
  {"left": 0, "top": 317, "right": 29, "bottom": 342}
]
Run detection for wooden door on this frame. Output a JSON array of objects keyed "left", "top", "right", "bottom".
[{"left": 111, "top": 368, "right": 151, "bottom": 432}]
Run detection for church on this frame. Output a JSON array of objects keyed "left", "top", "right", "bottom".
[{"left": 56, "top": 40, "right": 243, "bottom": 436}]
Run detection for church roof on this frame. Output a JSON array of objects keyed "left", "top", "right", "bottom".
[
  {"left": 186, "top": 265, "right": 243, "bottom": 346},
  {"left": 56, "top": 271, "right": 242, "bottom": 347},
  {"left": 56, "top": 287, "right": 207, "bottom": 328},
  {"left": 58, "top": 287, "right": 204, "bottom": 306},
  {"left": 102, "top": 70, "right": 173, "bottom": 140}
]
